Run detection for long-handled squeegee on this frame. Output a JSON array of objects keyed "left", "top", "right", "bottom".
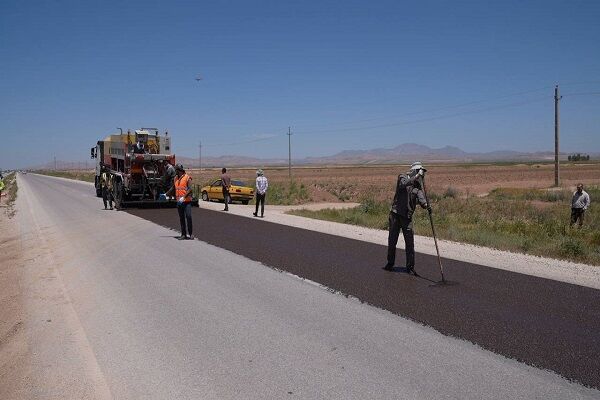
[{"left": 419, "top": 175, "right": 457, "bottom": 287}]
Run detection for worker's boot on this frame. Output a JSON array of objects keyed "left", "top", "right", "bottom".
[{"left": 383, "top": 263, "right": 394, "bottom": 271}]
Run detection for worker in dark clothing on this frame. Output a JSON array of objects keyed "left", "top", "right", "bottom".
[
  {"left": 384, "top": 162, "right": 430, "bottom": 274},
  {"left": 100, "top": 166, "right": 113, "bottom": 210},
  {"left": 133, "top": 141, "right": 146, "bottom": 154},
  {"left": 221, "top": 167, "right": 232, "bottom": 211},
  {"left": 161, "top": 160, "right": 176, "bottom": 194}
]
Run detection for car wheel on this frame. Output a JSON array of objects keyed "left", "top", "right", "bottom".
[
  {"left": 242, "top": 200, "right": 249, "bottom": 205},
  {"left": 201, "top": 191, "right": 209, "bottom": 201}
]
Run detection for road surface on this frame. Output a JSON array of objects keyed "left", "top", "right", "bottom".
[{"left": 5, "top": 173, "right": 599, "bottom": 399}]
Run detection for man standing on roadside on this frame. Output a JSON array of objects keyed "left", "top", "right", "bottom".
[
  {"left": 166, "top": 164, "right": 194, "bottom": 240},
  {"left": 100, "top": 166, "right": 113, "bottom": 210},
  {"left": 221, "top": 167, "right": 231, "bottom": 211},
  {"left": 384, "top": 162, "right": 430, "bottom": 275},
  {"left": 571, "top": 183, "right": 590, "bottom": 228},
  {"left": 253, "top": 169, "right": 268, "bottom": 218}
]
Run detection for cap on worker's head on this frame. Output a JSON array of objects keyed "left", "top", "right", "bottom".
[
  {"left": 256, "top": 169, "right": 263, "bottom": 176},
  {"left": 410, "top": 161, "right": 424, "bottom": 171},
  {"left": 175, "top": 163, "right": 185, "bottom": 172}
]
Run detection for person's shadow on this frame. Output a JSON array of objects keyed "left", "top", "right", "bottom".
[{"left": 381, "top": 265, "right": 437, "bottom": 284}]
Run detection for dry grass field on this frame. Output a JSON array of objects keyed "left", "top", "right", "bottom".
[{"left": 190, "top": 162, "right": 600, "bottom": 203}]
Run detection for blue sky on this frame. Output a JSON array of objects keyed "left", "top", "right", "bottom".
[{"left": 1, "top": 0, "right": 599, "bottom": 168}]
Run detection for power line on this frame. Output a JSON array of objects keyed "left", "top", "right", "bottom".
[
  {"left": 201, "top": 133, "right": 286, "bottom": 148},
  {"left": 294, "top": 96, "right": 551, "bottom": 135},
  {"left": 197, "top": 83, "right": 594, "bottom": 147},
  {"left": 562, "top": 92, "right": 600, "bottom": 97},
  {"left": 293, "top": 85, "right": 554, "bottom": 129},
  {"left": 558, "top": 80, "right": 600, "bottom": 87},
  {"left": 199, "top": 94, "right": 552, "bottom": 147}
]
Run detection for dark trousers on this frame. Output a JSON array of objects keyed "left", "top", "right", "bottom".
[
  {"left": 387, "top": 211, "right": 415, "bottom": 267},
  {"left": 102, "top": 186, "right": 113, "bottom": 209},
  {"left": 255, "top": 193, "right": 265, "bottom": 216},
  {"left": 222, "top": 188, "right": 230, "bottom": 210},
  {"left": 177, "top": 202, "right": 193, "bottom": 236},
  {"left": 571, "top": 208, "right": 585, "bottom": 227}
]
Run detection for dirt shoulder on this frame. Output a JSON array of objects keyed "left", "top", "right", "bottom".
[
  {"left": 1, "top": 175, "right": 112, "bottom": 399},
  {"left": 0, "top": 202, "right": 29, "bottom": 398}
]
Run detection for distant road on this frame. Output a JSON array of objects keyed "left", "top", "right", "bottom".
[{"left": 10, "top": 173, "right": 600, "bottom": 399}]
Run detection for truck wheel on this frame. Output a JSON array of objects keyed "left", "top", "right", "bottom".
[
  {"left": 242, "top": 200, "right": 249, "bottom": 205},
  {"left": 95, "top": 177, "right": 102, "bottom": 197},
  {"left": 201, "top": 191, "right": 209, "bottom": 201}
]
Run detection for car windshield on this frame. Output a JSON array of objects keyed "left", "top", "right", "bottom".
[
  {"left": 232, "top": 180, "right": 247, "bottom": 187},
  {"left": 212, "top": 180, "right": 222, "bottom": 186}
]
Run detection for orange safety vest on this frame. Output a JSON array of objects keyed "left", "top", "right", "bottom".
[{"left": 175, "top": 174, "right": 192, "bottom": 203}]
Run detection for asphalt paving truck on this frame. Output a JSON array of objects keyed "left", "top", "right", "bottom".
[{"left": 90, "top": 128, "right": 198, "bottom": 208}]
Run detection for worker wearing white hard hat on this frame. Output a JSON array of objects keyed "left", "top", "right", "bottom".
[{"left": 384, "top": 161, "right": 430, "bottom": 274}]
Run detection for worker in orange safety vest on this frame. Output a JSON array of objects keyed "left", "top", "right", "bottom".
[{"left": 166, "top": 164, "right": 194, "bottom": 240}]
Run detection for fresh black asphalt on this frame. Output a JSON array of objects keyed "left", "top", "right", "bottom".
[{"left": 127, "top": 206, "right": 600, "bottom": 389}]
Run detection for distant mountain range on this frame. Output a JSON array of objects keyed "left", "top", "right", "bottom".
[
  {"left": 30, "top": 143, "right": 597, "bottom": 170},
  {"left": 176, "top": 143, "right": 593, "bottom": 168}
]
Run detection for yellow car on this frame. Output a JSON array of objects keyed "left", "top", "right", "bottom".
[{"left": 201, "top": 179, "right": 254, "bottom": 205}]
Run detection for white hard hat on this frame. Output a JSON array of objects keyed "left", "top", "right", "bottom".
[{"left": 410, "top": 161, "right": 423, "bottom": 170}]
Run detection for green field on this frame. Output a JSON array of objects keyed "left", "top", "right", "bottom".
[{"left": 289, "top": 186, "right": 600, "bottom": 265}]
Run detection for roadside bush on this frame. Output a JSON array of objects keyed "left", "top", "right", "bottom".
[
  {"left": 489, "top": 187, "right": 571, "bottom": 203},
  {"left": 539, "top": 190, "right": 569, "bottom": 202},
  {"left": 2, "top": 172, "right": 18, "bottom": 217},
  {"left": 427, "top": 191, "right": 442, "bottom": 202},
  {"left": 267, "top": 181, "right": 311, "bottom": 205},
  {"left": 443, "top": 186, "right": 459, "bottom": 199},
  {"left": 559, "top": 237, "right": 586, "bottom": 258},
  {"left": 359, "top": 196, "right": 388, "bottom": 215},
  {"left": 590, "top": 231, "right": 600, "bottom": 247}
]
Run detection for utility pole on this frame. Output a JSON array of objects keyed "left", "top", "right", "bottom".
[
  {"left": 198, "top": 140, "right": 202, "bottom": 173},
  {"left": 554, "top": 85, "right": 562, "bottom": 187},
  {"left": 54, "top": 155, "right": 57, "bottom": 170},
  {"left": 287, "top": 126, "right": 292, "bottom": 182}
]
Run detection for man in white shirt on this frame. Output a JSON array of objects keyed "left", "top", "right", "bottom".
[
  {"left": 571, "top": 183, "right": 590, "bottom": 227},
  {"left": 253, "top": 169, "right": 268, "bottom": 218}
]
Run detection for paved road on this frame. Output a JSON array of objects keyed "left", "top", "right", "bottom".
[
  {"left": 12, "top": 173, "right": 600, "bottom": 399},
  {"left": 129, "top": 203, "right": 600, "bottom": 390}
]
